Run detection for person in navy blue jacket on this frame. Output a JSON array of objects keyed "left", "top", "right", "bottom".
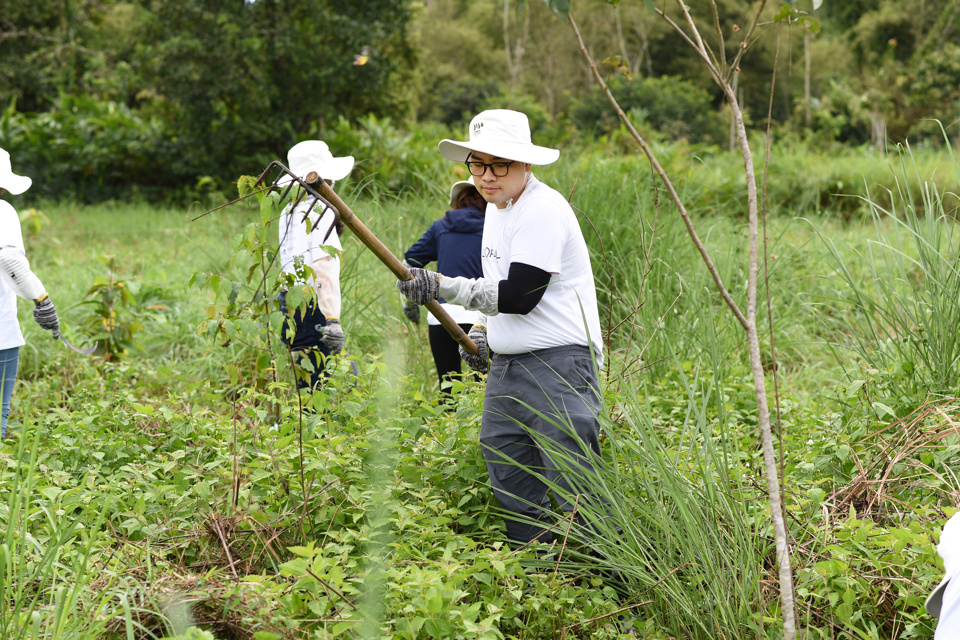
[{"left": 403, "top": 180, "right": 486, "bottom": 390}]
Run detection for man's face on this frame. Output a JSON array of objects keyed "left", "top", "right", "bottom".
[{"left": 468, "top": 151, "right": 532, "bottom": 210}]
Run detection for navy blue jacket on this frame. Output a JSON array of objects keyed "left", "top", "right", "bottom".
[{"left": 404, "top": 206, "right": 485, "bottom": 283}]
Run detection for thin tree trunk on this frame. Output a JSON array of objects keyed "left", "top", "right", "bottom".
[
  {"left": 729, "top": 72, "right": 739, "bottom": 153},
  {"left": 568, "top": 10, "right": 797, "bottom": 639},
  {"left": 635, "top": 19, "right": 653, "bottom": 77},
  {"left": 804, "top": 31, "right": 811, "bottom": 127},
  {"left": 503, "top": 0, "right": 517, "bottom": 91},
  {"left": 615, "top": 6, "right": 630, "bottom": 68}
]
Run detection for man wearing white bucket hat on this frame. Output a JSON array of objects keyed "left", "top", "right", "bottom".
[
  {"left": 927, "top": 512, "right": 960, "bottom": 638},
  {"left": 0, "top": 148, "right": 60, "bottom": 438},
  {"left": 397, "top": 109, "right": 605, "bottom": 545},
  {"left": 277, "top": 140, "right": 353, "bottom": 389},
  {"left": 401, "top": 179, "right": 486, "bottom": 395}
]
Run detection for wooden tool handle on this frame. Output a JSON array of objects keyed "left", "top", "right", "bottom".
[{"left": 313, "top": 176, "right": 480, "bottom": 356}]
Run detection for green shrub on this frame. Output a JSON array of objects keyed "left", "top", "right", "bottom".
[
  {"left": 571, "top": 75, "right": 727, "bottom": 146},
  {"left": 0, "top": 95, "right": 168, "bottom": 202}
]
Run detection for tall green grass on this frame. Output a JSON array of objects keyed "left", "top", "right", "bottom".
[
  {"left": 497, "top": 350, "right": 767, "bottom": 639},
  {"left": 0, "top": 419, "right": 128, "bottom": 638},
  {"left": 4, "top": 141, "right": 956, "bottom": 638},
  {"left": 813, "top": 129, "right": 960, "bottom": 408}
]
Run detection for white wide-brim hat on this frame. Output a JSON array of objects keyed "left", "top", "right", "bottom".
[
  {"left": 438, "top": 109, "right": 559, "bottom": 166},
  {"left": 926, "top": 512, "right": 960, "bottom": 618},
  {"left": 279, "top": 140, "right": 354, "bottom": 185},
  {"left": 0, "top": 148, "right": 32, "bottom": 195},
  {"left": 448, "top": 180, "right": 478, "bottom": 208}
]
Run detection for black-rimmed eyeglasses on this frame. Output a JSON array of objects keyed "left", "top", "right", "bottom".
[{"left": 465, "top": 160, "right": 515, "bottom": 177}]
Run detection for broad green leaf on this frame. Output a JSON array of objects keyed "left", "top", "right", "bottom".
[
  {"left": 773, "top": 4, "right": 797, "bottom": 23},
  {"left": 542, "top": 0, "right": 569, "bottom": 20},
  {"left": 846, "top": 379, "right": 866, "bottom": 397},
  {"left": 874, "top": 402, "right": 896, "bottom": 420},
  {"left": 332, "top": 621, "right": 358, "bottom": 636}
]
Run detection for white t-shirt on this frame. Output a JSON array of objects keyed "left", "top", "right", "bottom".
[
  {"left": 482, "top": 174, "right": 604, "bottom": 366},
  {"left": 0, "top": 201, "right": 27, "bottom": 350},
  {"left": 278, "top": 195, "right": 343, "bottom": 282}
]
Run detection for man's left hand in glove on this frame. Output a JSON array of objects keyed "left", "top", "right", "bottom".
[
  {"left": 33, "top": 295, "right": 60, "bottom": 333},
  {"left": 402, "top": 299, "right": 421, "bottom": 324},
  {"left": 320, "top": 319, "right": 345, "bottom": 355}
]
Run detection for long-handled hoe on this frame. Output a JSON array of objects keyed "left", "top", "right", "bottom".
[{"left": 244, "top": 162, "right": 480, "bottom": 355}]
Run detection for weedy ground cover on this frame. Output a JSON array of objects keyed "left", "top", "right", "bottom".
[{"left": 0, "top": 143, "right": 957, "bottom": 639}]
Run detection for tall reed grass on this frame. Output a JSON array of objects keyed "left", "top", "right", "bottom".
[
  {"left": 496, "top": 350, "right": 767, "bottom": 639},
  {"left": 813, "top": 127, "right": 960, "bottom": 406}
]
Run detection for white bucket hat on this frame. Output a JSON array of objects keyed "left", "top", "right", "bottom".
[
  {"left": 0, "top": 148, "right": 32, "bottom": 195},
  {"left": 448, "top": 180, "right": 478, "bottom": 208},
  {"left": 280, "top": 140, "right": 354, "bottom": 185},
  {"left": 438, "top": 109, "right": 559, "bottom": 166},
  {"left": 926, "top": 513, "right": 960, "bottom": 618}
]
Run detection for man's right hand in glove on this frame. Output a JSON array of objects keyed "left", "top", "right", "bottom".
[
  {"left": 459, "top": 324, "right": 489, "bottom": 373},
  {"left": 396, "top": 268, "right": 441, "bottom": 305},
  {"left": 402, "top": 299, "right": 421, "bottom": 324},
  {"left": 33, "top": 295, "right": 59, "bottom": 334}
]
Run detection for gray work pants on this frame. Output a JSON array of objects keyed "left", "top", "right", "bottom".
[{"left": 481, "top": 344, "right": 604, "bottom": 545}]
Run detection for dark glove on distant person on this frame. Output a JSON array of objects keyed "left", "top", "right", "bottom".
[
  {"left": 402, "top": 299, "right": 421, "bottom": 324},
  {"left": 458, "top": 324, "right": 489, "bottom": 373},
  {"left": 320, "top": 319, "right": 345, "bottom": 355},
  {"left": 33, "top": 296, "right": 60, "bottom": 334},
  {"left": 396, "top": 268, "right": 440, "bottom": 306}
]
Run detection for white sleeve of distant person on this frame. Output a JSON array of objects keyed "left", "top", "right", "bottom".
[
  {"left": 0, "top": 246, "right": 46, "bottom": 301},
  {"left": 308, "top": 206, "right": 343, "bottom": 320},
  {"left": 311, "top": 256, "right": 341, "bottom": 319}
]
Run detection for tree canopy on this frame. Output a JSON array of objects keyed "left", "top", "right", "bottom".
[{"left": 1, "top": 0, "right": 958, "bottom": 201}]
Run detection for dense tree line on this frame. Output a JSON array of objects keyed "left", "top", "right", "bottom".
[{"left": 1, "top": 0, "right": 958, "bottom": 201}]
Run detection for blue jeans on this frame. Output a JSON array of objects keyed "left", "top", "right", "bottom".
[{"left": 0, "top": 347, "right": 20, "bottom": 438}]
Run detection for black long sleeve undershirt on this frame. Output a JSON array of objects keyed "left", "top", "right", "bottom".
[{"left": 498, "top": 262, "right": 551, "bottom": 315}]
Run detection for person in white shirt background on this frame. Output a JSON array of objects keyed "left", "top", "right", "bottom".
[
  {"left": 277, "top": 141, "right": 351, "bottom": 390},
  {"left": 0, "top": 148, "right": 60, "bottom": 438}
]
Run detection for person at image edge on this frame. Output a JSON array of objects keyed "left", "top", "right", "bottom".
[{"left": 0, "top": 148, "right": 61, "bottom": 438}]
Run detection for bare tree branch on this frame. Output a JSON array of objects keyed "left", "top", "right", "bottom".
[
  {"left": 567, "top": 4, "right": 797, "bottom": 637},
  {"left": 567, "top": 14, "right": 748, "bottom": 331}
]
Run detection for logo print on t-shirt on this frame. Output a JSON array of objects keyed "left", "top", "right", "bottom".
[{"left": 482, "top": 246, "right": 500, "bottom": 260}]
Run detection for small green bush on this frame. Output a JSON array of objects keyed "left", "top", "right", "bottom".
[{"left": 571, "top": 75, "right": 727, "bottom": 146}]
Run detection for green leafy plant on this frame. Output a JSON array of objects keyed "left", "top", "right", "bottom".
[
  {"left": 77, "top": 255, "right": 143, "bottom": 359},
  {"left": 0, "top": 422, "right": 123, "bottom": 639}
]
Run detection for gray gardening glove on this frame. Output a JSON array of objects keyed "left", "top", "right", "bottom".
[
  {"left": 458, "top": 324, "right": 489, "bottom": 373},
  {"left": 33, "top": 296, "right": 60, "bottom": 334},
  {"left": 402, "top": 299, "right": 421, "bottom": 324},
  {"left": 320, "top": 319, "right": 345, "bottom": 355},
  {"left": 396, "top": 268, "right": 440, "bottom": 306}
]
